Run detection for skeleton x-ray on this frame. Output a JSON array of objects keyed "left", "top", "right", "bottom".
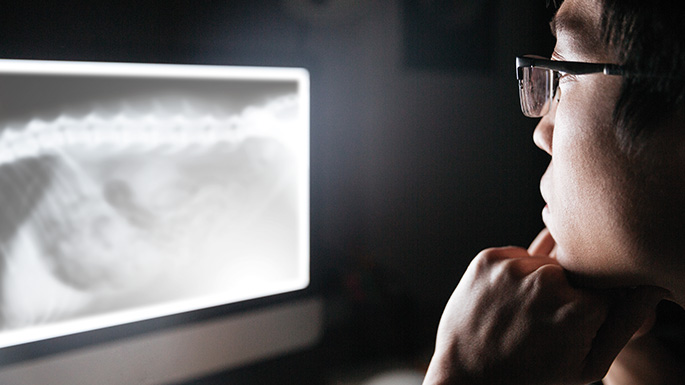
[{"left": 0, "top": 60, "right": 310, "bottom": 347}]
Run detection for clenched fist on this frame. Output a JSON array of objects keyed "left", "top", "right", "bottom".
[{"left": 423, "top": 229, "right": 665, "bottom": 385}]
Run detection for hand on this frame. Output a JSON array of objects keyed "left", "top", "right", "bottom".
[{"left": 423, "top": 229, "right": 665, "bottom": 385}]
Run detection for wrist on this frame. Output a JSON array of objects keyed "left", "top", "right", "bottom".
[{"left": 423, "top": 350, "right": 480, "bottom": 385}]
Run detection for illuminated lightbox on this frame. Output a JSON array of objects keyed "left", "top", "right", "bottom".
[{"left": 0, "top": 60, "right": 310, "bottom": 348}]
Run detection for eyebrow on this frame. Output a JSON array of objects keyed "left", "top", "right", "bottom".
[
  {"left": 549, "top": 16, "right": 558, "bottom": 38},
  {"left": 550, "top": 11, "right": 586, "bottom": 38},
  {"left": 549, "top": 8, "right": 602, "bottom": 55}
]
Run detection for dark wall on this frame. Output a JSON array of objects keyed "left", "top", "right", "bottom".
[{"left": 0, "top": 0, "right": 557, "bottom": 376}]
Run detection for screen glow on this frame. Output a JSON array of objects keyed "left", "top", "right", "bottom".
[{"left": 0, "top": 60, "right": 310, "bottom": 348}]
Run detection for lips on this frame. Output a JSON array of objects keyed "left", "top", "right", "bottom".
[
  {"left": 539, "top": 165, "right": 551, "bottom": 204},
  {"left": 539, "top": 166, "right": 552, "bottom": 225}
]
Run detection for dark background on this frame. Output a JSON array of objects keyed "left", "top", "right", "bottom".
[{"left": 0, "top": 0, "right": 555, "bottom": 383}]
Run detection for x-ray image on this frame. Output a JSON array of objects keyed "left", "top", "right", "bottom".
[{"left": 0, "top": 61, "right": 310, "bottom": 347}]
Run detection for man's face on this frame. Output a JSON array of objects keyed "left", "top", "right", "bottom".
[{"left": 533, "top": 0, "right": 678, "bottom": 288}]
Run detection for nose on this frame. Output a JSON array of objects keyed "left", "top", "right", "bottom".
[{"left": 533, "top": 98, "right": 556, "bottom": 156}]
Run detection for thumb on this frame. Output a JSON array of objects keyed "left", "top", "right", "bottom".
[{"left": 581, "top": 286, "right": 668, "bottom": 381}]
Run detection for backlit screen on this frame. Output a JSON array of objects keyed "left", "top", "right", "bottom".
[{"left": 0, "top": 60, "right": 310, "bottom": 348}]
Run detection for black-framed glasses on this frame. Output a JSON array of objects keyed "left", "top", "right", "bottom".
[{"left": 516, "top": 55, "right": 624, "bottom": 117}]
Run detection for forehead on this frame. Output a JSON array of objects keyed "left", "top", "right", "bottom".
[{"left": 551, "top": 0, "right": 607, "bottom": 60}]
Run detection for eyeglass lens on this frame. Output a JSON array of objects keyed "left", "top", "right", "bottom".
[{"left": 518, "top": 67, "right": 554, "bottom": 118}]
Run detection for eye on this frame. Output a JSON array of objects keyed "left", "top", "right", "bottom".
[
  {"left": 553, "top": 73, "right": 577, "bottom": 101},
  {"left": 553, "top": 83, "right": 561, "bottom": 102},
  {"left": 557, "top": 72, "right": 577, "bottom": 84}
]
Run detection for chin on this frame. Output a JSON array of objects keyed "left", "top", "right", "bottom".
[
  {"left": 554, "top": 246, "right": 645, "bottom": 289},
  {"left": 552, "top": 247, "right": 595, "bottom": 286},
  {"left": 545, "top": 220, "right": 628, "bottom": 288}
]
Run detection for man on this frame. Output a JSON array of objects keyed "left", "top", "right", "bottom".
[{"left": 423, "top": 0, "right": 685, "bottom": 384}]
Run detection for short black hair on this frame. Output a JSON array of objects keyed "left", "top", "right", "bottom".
[{"left": 600, "top": 0, "right": 685, "bottom": 153}]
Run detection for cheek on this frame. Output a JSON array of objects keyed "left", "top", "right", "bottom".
[
  {"left": 551, "top": 83, "right": 614, "bottom": 224},
  {"left": 549, "top": 143, "right": 618, "bottom": 268},
  {"left": 547, "top": 78, "right": 638, "bottom": 282},
  {"left": 549, "top": 155, "right": 637, "bottom": 285}
]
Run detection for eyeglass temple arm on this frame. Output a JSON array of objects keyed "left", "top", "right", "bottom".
[{"left": 516, "top": 56, "right": 624, "bottom": 79}]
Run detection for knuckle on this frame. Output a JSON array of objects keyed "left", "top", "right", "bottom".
[
  {"left": 500, "top": 258, "right": 527, "bottom": 279},
  {"left": 528, "top": 264, "right": 569, "bottom": 300},
  {"left": 473, "top": 246, "right": 523, "bottom": 265},
  {"left": 471, "top": 248, "right": 503, "bottom": 271},
  {"left": 469, "top": 247, "right": 533, "bottom": 282},
  {"left": 535, "top": 263, "right": 566, "bottom": 283}
]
